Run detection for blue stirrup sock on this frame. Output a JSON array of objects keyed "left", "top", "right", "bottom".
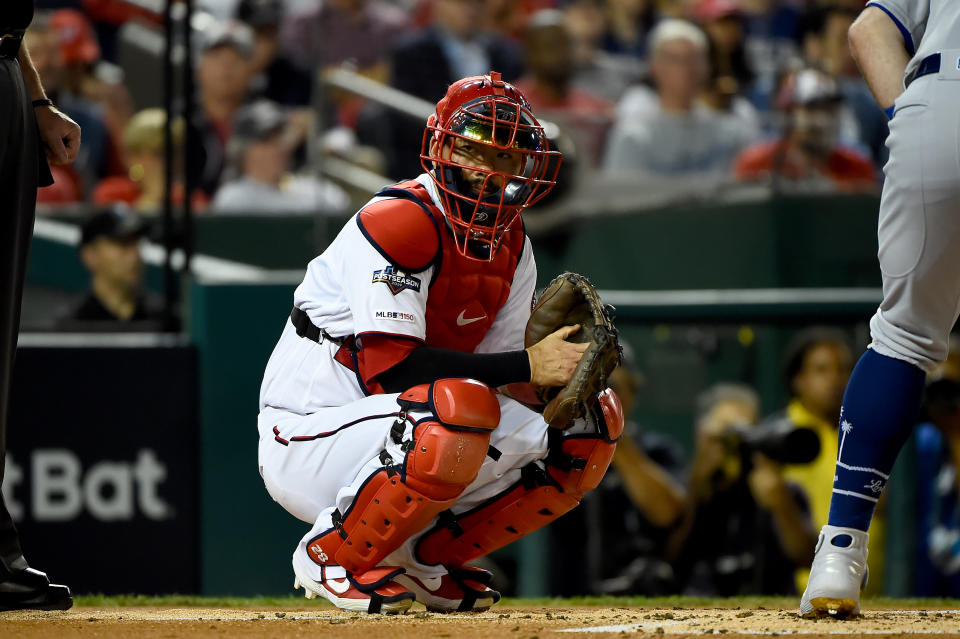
[{"left": 827, "top": 348, "right": 926, "bottom": 531}]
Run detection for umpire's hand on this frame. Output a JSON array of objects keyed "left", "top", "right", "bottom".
[{"left": 34, "top": 105, "right": 81, "bottom": 165}]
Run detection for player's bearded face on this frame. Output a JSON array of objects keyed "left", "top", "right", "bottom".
[{"left": 444, "top": 139, "right": 524, "bottom": 206}]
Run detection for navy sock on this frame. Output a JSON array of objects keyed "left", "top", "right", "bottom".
[{"left": 827, "top": 348, "right": 926, "bottom": 531}]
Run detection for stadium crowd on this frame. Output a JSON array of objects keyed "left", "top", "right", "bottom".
[{"left": 29, "top": 0, "right": 883, "bottom": 217}]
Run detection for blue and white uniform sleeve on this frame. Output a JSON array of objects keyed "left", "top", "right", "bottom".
[{"left": 866, "top": 0, "right": 929, "bottom": 55}]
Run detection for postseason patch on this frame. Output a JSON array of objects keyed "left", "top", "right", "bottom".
[
  {"left": 374, "top": 310, "right": 416, "bottom": 323},
  {"left": 372, "top": 265, "right": 422, "bottom": 295}
]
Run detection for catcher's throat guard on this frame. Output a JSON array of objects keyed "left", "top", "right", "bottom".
[
  {"left": 306, "top": 378, "right": 500, "bottom": 575},
  {"left": 421, "top": 71, "right": 561, "bottom": 260}
]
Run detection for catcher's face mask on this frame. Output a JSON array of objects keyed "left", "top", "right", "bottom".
[{"left": 422, "top": 73, "right": 561, "bottom": 261}]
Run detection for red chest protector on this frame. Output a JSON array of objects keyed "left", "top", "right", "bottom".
[{"left": 358, "top": 180, "right": 525, "bottom": 354}]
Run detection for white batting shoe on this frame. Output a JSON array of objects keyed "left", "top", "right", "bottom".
[
  {"left": 800, "top": 525, "right": 869, "bottom": 619},
  {"left": 292, "top": 555, "right": 414, "bottom": 614},
  {"left": 395, "top": 566, "right": 500, "bottom": 613}
]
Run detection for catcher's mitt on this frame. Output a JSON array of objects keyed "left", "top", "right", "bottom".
[{"left": 525, "top": 272, "right": 621, "bottom": 430}]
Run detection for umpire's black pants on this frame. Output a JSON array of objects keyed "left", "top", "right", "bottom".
[{"left": 0, "top": 54, "right": 42, "bottom": 580}]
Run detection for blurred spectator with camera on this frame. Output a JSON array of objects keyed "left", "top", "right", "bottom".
[
  {"left": 603, "top": 19, "right": 757, "bottom": 179},
  {"left": 770, "top": 327, "right": 887, "bottom": 595},
  {"left": 734, "top": 67, "right": 877, "bottom": 192},
  {"left": 56, "top": 207, "right": 165, "bottom": 329},
  {"left": 93, "top": 108, "right": 209, "bottom": 213},
  {"left": 514, "top": 9, "right": 613, "bottom": 166},
  {"left": 913, "top": 341, "right": 960, "bottom": 596},
  {"left": 670, "top": 382, "right": 817, "bottom": 596},
  {"left": 549, "top": 343, "right": 687, "bottom": 596},
  {"left": 212, "top": 100, "right": 349, "bottom": 214}
]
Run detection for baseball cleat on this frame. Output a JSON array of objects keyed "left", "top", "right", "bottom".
[
  {"left": 800, "top": 525, "right": 869, "bottom": 620},
  {"left": 292, "top": 560, "right": 414, "bottom": 614},
  {"left": 396, "top": 565, "right": 500, "bottom": 613}
]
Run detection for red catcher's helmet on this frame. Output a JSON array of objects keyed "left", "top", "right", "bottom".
[{"left": 421, "top": 71, "right": 561, "bottom": 260}]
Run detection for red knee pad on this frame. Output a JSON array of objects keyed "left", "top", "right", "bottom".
[
  {"left": 400, "top": 378, "right": 501, "bottom": 431},
  {"left": 307, "top": 379, "right": 500, "bottom": 574}
]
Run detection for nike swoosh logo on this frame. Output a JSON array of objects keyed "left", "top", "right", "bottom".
[
  {"left": 324, "top": 578, "right": 350, "bottom": 594},
  {"left": 457, "top": 310, "right": 487, "bottom": 326}
]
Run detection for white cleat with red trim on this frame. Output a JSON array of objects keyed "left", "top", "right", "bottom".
[
  {"left": 292, "top": 556, "right": 414, "bottom": 614},
  {"left": 395, "top": 566, "right": 501, "bottom": 613}
]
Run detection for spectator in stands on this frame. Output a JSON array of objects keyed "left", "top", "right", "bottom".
[
  {"left": 375, "top": 0, "right": 525, "bottom": 179},
  {"left": 602, "top": 19, "right": 757, "bottom": 178},
  {"left": 483, "top": 0, "right": 554, "bottom": 43},
  {"left": 600, "top": 0, "right": 659, "bottom": 58},
  {"left": 280, "top": 0, "right": 408, "bottom": 79},
  {"left": 57, "top": 207, "right": 164, "bottom": 328},
  {"left": 563, "top": 0, "right": 644, "bottom": 103},
  {"left": 734, "top": 67, "right": 877, "bottom": 192},
  {"left": 735, "top": 0, "right": 802, "bottom": 90},
  {"left": 798, "top": 4, "right": 888, "bottom": 167},
  {"left": 548, "top": 341, "right": 687, "bottom": 596},
  {"left": 192, "top": 20, "right": 256, "bottom": 194},
  {"left": 771, "top": 327, "right": 887, "bottom": 596},
  {"left": 671, "top": 383, "right": 816, "bottom": 596},
  {"left": 93, "top": 108, "right": 209, "bottom": 213},
  {"left": 236, "top": 0, "right": 311, "bottom": 107},
  {"left": 692, "top": 0, "right": 758, "bottom": 116},
  {"left": 915, "top": 348, "right": 960, "bottom": 597},
  {"left": 593, "top": 344, "right": 687, "bottom": 594},
  {"left": 513, "top": 9, "right": 614, "bottom": 166},
  {"left": 211, "top": 100, "right": 349, "bottom": 214}
]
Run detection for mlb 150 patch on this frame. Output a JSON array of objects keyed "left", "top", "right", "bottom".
[
  {"left": 375, "top": 310, "right": 416, "bottom": 322},
  {"left": 372, "top": 266, "right": 422, "bottom": 295}
]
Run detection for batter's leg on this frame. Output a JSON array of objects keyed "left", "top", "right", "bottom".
[{"left": 802, "top": 78, "right": 960, "bottom": 618}]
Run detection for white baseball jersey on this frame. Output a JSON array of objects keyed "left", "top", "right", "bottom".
[
  {"left": 259, "top": 173, "right": 537, "bottom": 416},
  {"left": 866, "top": 1, "right": 959, "bottom": 83}
]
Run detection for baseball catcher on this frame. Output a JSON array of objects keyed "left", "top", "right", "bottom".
[{"left": 257, "top": 72, "right": 623, "bottom": 614}]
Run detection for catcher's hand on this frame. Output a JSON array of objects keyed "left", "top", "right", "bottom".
[{"left": 524, "top": 272, "right": 621, "bottom": 430}]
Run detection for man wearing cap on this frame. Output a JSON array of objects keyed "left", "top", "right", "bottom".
[
  {"left": 58, "top": 208, "right": 163, "bottom": 326},
  {"left": 734, "top": 67, "right": 877, "bottom": 191},
  {"left": 1, "top": 0, "right": 80, "bottom": 611},
  {"left": 211, "top": 100, "right": 349, "bottom": 214},
  {"left": 192, "top": 20, "right": 256, "bottom": 195}
]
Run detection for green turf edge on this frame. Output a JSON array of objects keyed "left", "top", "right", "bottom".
[{"left": 72, "top": 595, "right": 960, "bottom": 609}]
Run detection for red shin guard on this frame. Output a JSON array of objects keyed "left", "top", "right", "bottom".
[
  {"left": 306, "top": 379, "right": 500, "bottom": 575},
  {"left": 415, "top": 389, "right": 624, "bottom": 568}
]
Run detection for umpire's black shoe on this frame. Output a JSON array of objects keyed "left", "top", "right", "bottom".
[{"left": 0, "top": 568, "right": 73, "bottom": 612}]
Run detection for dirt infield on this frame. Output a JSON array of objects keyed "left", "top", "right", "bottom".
[{"left": 3, "top": 604, "right": 960, "bottom": 638}]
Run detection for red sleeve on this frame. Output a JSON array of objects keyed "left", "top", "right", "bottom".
[
  {"left": 354, "top": 333, "right": 423, "bottom": 394},
  {"left": 735, "top": 142, "right": 776, "bottom": 180}
]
